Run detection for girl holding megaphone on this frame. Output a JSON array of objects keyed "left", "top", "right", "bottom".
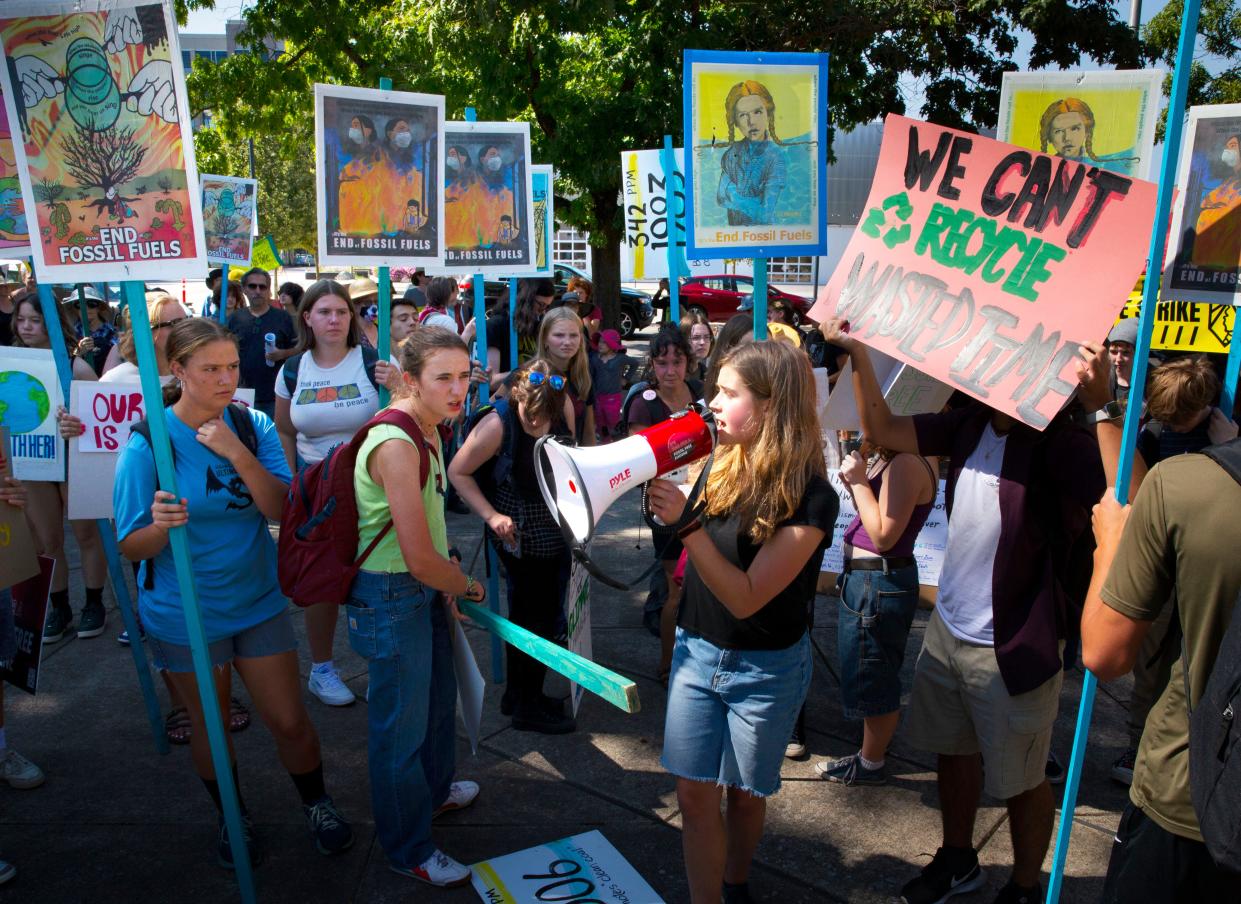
[{"left": 646, "top": 340, "right": 838, "bottom": 904}]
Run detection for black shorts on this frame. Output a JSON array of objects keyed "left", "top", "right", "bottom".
[{"left": 1102, "top": 802, "right": 1241, "bottom": 904}]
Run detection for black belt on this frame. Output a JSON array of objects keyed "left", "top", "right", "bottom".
[{"left": 843, "top": 555, "right": 915, "bottom": 573}]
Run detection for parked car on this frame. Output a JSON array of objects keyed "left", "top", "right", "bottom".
[
  {"left": 678, "top": 275, "right": 813, "bottom": 325},
  {"left": 458, "top": 262, "right": 655, "bottom": 338}
]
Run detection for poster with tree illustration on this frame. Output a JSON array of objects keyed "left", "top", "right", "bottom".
[
  {"left": 201, "top": 174, "right": 257, "bottom": 265},
  {"left": 0, "top": 87, "right": 30, "bottom": 257},
  {"left": 0, "top": 0, "right": 205, "bottom": 283}
]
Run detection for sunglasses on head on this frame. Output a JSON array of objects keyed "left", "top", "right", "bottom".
[
  {"left": 152, "top": 317, "right": 187, "bottom": 329},
  {"left": 527, "top": 371, "right": 565, "bottom": 391}
]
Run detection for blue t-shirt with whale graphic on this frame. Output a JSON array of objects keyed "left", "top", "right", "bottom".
[{"left": 114, "top": 405, "right": 291, "bottom": 646}]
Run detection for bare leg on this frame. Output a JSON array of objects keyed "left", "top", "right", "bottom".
[
  {"left": 723, "top": 787, "right": 767, "bottom": 885},
  {"left": 658, "top": 562, "right": 681, "bottom": 677},
  {"left": 1007, "top": 779, "right": 1054, "bottom": 888},
  {"left": 305, "top": 603, "right": 338, "bottom": 666},
  {"left": 233, "top": 650, "right": 321, "bottom": 774},
  {"left": 938, "top": 752, "right": 983, "bottom": 849},
  {"left": 860, "top": 711, "right": 901, "bottom": 762},
  {"left": 58, "top": 483, "right": 106, "bottom": 586},
  {"left": 677, "top": 777, "right": 726, "bottom": 904},
  {"left": 165, "top": 665, "right": 235, "bottom": 779},
  {"left": 23, "top": 482, "right": 68, "bottom": 593}
]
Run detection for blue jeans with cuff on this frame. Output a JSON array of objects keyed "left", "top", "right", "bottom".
[{"left": 836, "top": 562, "right": 919, "bottom": 719}]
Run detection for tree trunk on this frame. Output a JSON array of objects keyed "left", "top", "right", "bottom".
[{"left": 590, "top": 190, "right": 623, "bottom": 331}]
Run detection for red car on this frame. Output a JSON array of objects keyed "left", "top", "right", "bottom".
[{"left": 678, "top": 275, "right": 814, "bottom": 325}]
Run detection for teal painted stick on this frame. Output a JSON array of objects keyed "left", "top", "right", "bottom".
[
  {"left": 34, "top": 284, "right": 168, "bottom": 757},
  {"left": 461, "top": 601, "right": 640, "bottom": 713},
  {"left": 1222, "top": 326, "right": 1241, "bottom": 416},
  {"left": 1047, "top": 2, "right": 1202, "bottom": 901},
  {"left": 661, "top": 135, "right": 681, "bottom": 323},
  {"left": 752, "top": 258, "right": 768, "bottom": 340},
  {"left": 465, "top": 104, "right": 505, "bottom": 684},
  {"left": 377, "top": 76, "right": 393, "bottom": 405},
  {"left": 217, "top": 263, "right": 230, "bottom": 324},
  {"left": 121, "top": 281, "right": 258, "bottom": 903}
]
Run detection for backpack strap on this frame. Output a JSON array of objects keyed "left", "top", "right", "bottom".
[
  {"left": 493, "top": 398, "right": 517, "bottom": 488},
  {"left": 359, "top": 345, "right": 381, "bottom": 392},
  {"left": 227, "top": 403, "right": 260, "bottom": 456},
  {"left": 282, "top": 351, "right": 304, "bottom": 397}
]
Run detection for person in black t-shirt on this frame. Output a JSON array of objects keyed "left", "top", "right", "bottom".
[{"left": 647, "top": 340, "right": 838, "bottom": 904}]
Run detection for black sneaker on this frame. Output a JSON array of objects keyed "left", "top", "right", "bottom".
[
  {"left": 43, "top": 607, "right": 72, "bottom": 644},
  {"left": 900, "top": 847, "right": 984, "bottom": 904},
  {"left": 722, "top": 880, "right": 755, "bottom": 903},
  {"left": 992, "top": 880, "right": 1042, "bottom": 903},
  {"left": 512, "top": 704, "right": 576, "bottom": 735},
  {"left": 814, "top": 754, "right": 887, "bottom": 786},
  {"left": 77, "top": 603, "right": 106, "bottom": 639},
  {"left": 1044, "top": 752, "right": 1065, "bottom": 786},
  {"left": 304, "top": 796, "right": 354, "bottom": 855},
  {"left": 216, "top": 812, "right": 262, "bottom": 870}
]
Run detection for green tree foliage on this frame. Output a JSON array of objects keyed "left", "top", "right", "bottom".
[
  {"left": 180, "top": 0, "right": 1141, "bottom": 325},
  {"left": 1145, "top": 0, "right": 1241, "bottom": 139}
]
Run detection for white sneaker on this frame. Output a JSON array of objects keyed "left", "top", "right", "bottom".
[
  {"left": 308, "top": 668, "right": 356, "bottom": 706},
  {"left": 391, "top": 849, "right": 471, "bottom": 887},
  {"left": 433, "top": 780, "right": 480, "bottom": 818},
  {"left": 0, "top": 749, "right": 45, "bottom": 789}
]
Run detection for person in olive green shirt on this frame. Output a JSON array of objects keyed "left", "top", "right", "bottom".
[{"left": 1082, "top": 445, "right": 1241, "bottom": 902}]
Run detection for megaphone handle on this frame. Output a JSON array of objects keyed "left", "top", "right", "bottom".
[{"left": 639, "top": 451, "right": 713, "bottom": 532}]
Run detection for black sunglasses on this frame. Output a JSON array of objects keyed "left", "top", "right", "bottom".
[{"left": 246, "top": 283, "right": 269, "bottom": 290}]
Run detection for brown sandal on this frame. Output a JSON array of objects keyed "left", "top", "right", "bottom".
[
  {"left": 165, "top": 707, "right": 192, "bottom": 745},
  {"left": 228, "top": 696, "right": 250, "bottom": 733}
]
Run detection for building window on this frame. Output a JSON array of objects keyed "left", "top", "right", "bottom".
[
  {"left": 553, "top": 226, "right": 591, "bottom": 272},
  {"left": 766, "top": 256, "right": 814, "bottom": 284}
]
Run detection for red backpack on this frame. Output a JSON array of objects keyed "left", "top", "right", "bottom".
[{"left": 277, "top": 408, "right": 450, "bottom": 606}]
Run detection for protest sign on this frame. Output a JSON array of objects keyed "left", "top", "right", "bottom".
[
  {"left": 683, "top": 49, "right": 828, "bottom": 260},
  {"left": 471, "top": 830, "right": 664, "bottom": 904},
  {"left": 822, "top": 352, "right": 954, "bottom": 431},
  {"left": 0, "top": 87, "right": 29, "bottom": 257},
  {"left": 1116, "top": 283, "right": 1234, "bottom": 353},
  {"left": 450, "top": 618, "right": 484, "bottom": 755},
  {"left": 315, "top": 83, "right": 445, "bottom": 269},
  {"left": 438, "top": 121, "right": 536, "bottom": 275},
  {"left": 509, "top": 164, "right": 553, "bottom": 278},
  {"left": 0, "top": 346, "right": 64, "bottom": 481},
  {"left": 997, "top": 70, "right": 1163, "bottom": 181},
  {"left": 566, "top": 553, "right": 591, "bottom": 717},
  {"left": 808, "top": 114, "right": 1159, "bottom": 430},
  {"left": 820, "top": 469, "right": 948, "bottom": 587},
  {"left": 1, "top": 555, "right": 52, "bottom": 695},
  {"left": 249, "top": 234, "right": 283, "bottom": 272},
  {"left": 201, "top": 174, "right": 257, "bottom": 266},
  {"left": 0, "top": 427, "right": 38, "bottom": 590},
  {"left": 1162, "top": 103, "right": 1241, "bottom": 306},
  {"left": 0, "top": 1, "right": 205, "bottom": 283}
]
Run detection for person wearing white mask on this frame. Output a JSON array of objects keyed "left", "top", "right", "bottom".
[{"left": 1190, "top": 132, "right": 1241, "bottom": 269}]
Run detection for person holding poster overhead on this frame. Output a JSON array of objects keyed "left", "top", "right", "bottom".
[
  {"left": 11, "top": 293, "right": 106, "bottom": 642},
  {"left": 113, "top": 318, "right": 354, "bottom": 868},
  {"left": 646, "top": 340, "right": 836, "bottom": 904}
]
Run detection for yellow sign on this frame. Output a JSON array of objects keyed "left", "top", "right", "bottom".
[{"left": 1118, "top": 291, "right": 1235, "bottom": 354}]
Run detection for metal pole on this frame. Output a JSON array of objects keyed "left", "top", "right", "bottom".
[
  {"left": 1047, "top": 1, "right": 1201, "bottom": 900},
  {"left": 122, "top": 280, "right": 258, "bottom": 903},
  {"left": 376, "top": 76, "right": 393, "bottom": 404},
  {"left": 1129, "top": 0, "right": 1143, "bottom": 31},
  {"left": 661, "top": 135, "right": 682, "bottom": 323},
  {"left": 35, "top": 284, "right": 168, "bottom": 757},
  {"left": 752, "top": 258, "right": 768, "bottom": 341}
]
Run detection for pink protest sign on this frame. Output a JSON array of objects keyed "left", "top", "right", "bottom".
[{"left": 809, "top": 114, "right": 1159, "bottom": 429}]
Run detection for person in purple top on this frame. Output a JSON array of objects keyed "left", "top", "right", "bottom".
[
  {"left": 820, "top": 318, "right": 1105, "bottom": 904},
  {"left": 814, "top": 439, "right": 938, "bottom": 787}
]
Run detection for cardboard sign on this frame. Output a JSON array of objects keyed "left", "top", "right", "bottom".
[
  {"left": 822, "top": 352, "right": 954, "bottom": 431},
  {"left": 820, "top": 469, "right": 948, "bottom": 587},
  {"left": 0, "top": 0, "right": 206, "bottom": 283},
  {"left": 508, "top": 164, "right": 553, "bottom": 278},
  {"left": 566, "top": 552, "right": 591, "bottom": 717},
  {"left": 0, "top": 346, "right": 64, "bottom": 481},
  {"left": 201, "top": 174, "right": 258, "bottom": 265},
  {"left": 0, "top": 86, "right": 30, "bottom": 257},
  {"left": 809, "top": 114, "right": 1159, "bottom": 430},
  {"left": 0, "top": 427, "right": 38, "bottom": 589},
  {"left": 1, "top": 555, "right": 52, "bottom": 694},
  {"left": 314, "top": 83, "right": 446, "bottom": 268},
  {"left": 471, "top": 830, "right": 664, "bottom": 904}
]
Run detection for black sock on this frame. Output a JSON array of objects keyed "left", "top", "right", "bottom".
[
  {"left": 50, "top": 589, "right": 70, "bottom": 613},
  {"left": 85, "top": 586, "right": 104, "bottom": 608},
  {"left": 201, "top": 766, "right": 244, "bottom": 815},
  {"left": 289, "top": 763, "right": 326, "bottom": 806}
]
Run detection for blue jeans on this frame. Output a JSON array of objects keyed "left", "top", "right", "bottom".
[
  {"left": 837, "top": 563, "right": 919, "bottom": 719},
  {"left": 345, "top": 571, "right": 456, "bottom": 868}
]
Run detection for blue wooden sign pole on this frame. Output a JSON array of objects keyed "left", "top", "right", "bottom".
[
  {"left": 660, "top": 135, "right": 682, "bottom": 324},
  {"left": 1222, "top": 322, "right": 1241, "bottom": 415},
  {"left": 464, "top": 105, "right": 505, "bottom": 684},
  {"left": 751, "top": 258, "right": 768, "bottom": 341},
  {"left": 216, "top": 263, "right": 230, "bottom": 324},
  {"left": 121, "top": 280, "right": 258, "bottom": 902},
  {"left": 1047, "top": 1, "right": 1201, "bottom": 899},
  {"left": 35, "top": 284, "right": 168, "bottom": 757},
  {"left": 376, "top": 76, "right": 394, "bottom": 405}
]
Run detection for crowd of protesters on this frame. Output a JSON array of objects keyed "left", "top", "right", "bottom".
[{"left": 0, "top": 265, "right": 1238, "bottom": 903}]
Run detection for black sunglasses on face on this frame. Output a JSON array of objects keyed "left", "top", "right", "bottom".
[{"left": 246, "top": 283, "right": 269, "bottom": 290}]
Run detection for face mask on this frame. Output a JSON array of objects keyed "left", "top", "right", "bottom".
[
  {"left": 446, "top": 156, "right": 460, "bottom": 171},
  {"left": 410, "top": 123, "right": 426, "bottom": 142},
  {"left": 486, "top": 156, "right": 503, "bottom": 172},
  {"left": 392, "top": 132, "right": 412, "bottom": 149},
  {"left": 348, "top": 127, "right": 363, "bottom": 144},
  {"left": 1223, "top": 148, "right": 1240, "bottom": 169}
]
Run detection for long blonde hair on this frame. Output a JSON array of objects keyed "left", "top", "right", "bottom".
[
  {"left": 117, "top": 293, "right": 184, "bottom": 364},
  {"left": 537, "top": 307, "right": 591, "bottom": 397},
  {"left": 702, "top": 340, "right": 824, "bottom": 543}
]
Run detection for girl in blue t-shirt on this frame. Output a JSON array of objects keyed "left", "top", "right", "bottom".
[{"left": 113, "top": 318, "right": 353, "bottom": 868}]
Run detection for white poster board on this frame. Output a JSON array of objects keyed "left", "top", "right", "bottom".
[
  {"left": 822, "top": 353, "right": 953, "bottom": 431},
  {"left": 0, "top": 346, "right": 64, "bottom": 481},
  {"left": 566, "top": 551, "right": 591, "bottom": 717},
  {"left": 471, "top": 830, "right": 664, "bottom": 904},
  {"left": 451, "top": 619, "right": 483, "bottom": 754}
]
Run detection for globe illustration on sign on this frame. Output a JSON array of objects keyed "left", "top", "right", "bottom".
[{"left": 0, "top": 371, "right": 52, "bottom": 433}]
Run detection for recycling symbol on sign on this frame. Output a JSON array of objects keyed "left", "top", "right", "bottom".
[{"left": 861, "top": 192, "right": 915, "bottom": 249}]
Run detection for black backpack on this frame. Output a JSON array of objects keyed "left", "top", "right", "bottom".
[
  {"left": 1186, "top": 439, "right": 1241, "bottom": 872},
  {"left": 460, "top": 398, "right": 519, "bottom": 500},
  {"left": 131, "top": 403, "right": 261, "bottom": 590},
  {"left": 282, "top": 346, "right": 381, "bottom": 398}
]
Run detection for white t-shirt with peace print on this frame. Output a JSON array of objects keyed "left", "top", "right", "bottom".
[{"left": 275, "top": 346, "right": 393, "bottom": 465}]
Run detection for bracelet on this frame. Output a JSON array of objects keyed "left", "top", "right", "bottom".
[{"left": 677, "top": 519, "right": 703, "bottom": 540}]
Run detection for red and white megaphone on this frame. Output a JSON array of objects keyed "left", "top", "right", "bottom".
[{"left": 535, "top": 405, "right": 715, "bottom": 549}]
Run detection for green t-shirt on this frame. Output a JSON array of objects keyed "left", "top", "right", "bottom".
[
  {"left": 1100, "top": 453, "right": 1241, "bottom": 842},
  {"left": 353, "top": 422, "right": 448, "bottom": 573}
]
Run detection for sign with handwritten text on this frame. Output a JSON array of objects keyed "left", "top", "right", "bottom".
[{"left": 809, "top": 114, "right": 1158, "bottom": 429}]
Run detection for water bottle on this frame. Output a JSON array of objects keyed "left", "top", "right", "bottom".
[{"left": 264, "top": 332, "right": 277, "bottom": 366}]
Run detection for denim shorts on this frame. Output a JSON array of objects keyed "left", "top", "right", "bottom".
[
  {"left": 149, "top": 610, "right": 297, "bottom": 672},
  {"left": 836, "top": 563, "right": 920, "bottom": 719},
  {"left": 661, "top": 628, "right": 812, "bottom": 797}
]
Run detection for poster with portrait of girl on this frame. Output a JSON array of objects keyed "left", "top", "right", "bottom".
[
  {"left": 682, "top": 49, "right": 828, "bottom": 260},
  {"left": 314, "top": 82, "right": 445, "bottom": 268}
]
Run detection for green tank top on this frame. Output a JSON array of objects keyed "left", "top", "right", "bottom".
[{"left": 354, "top": 422, "right": 448, "bottom": 573}]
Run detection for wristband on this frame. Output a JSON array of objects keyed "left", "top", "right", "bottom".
[{"left": 677, "top": 519, "right": 703, "bottom": 540}]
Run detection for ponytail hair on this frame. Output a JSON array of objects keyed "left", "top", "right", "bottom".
[{"left": 161, "top": 318, "right": 237, "bottom": 407}]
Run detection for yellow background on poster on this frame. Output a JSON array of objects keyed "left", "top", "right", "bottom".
[{"left": 692, "top": 70, "right": 816, "bottom": 142}]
